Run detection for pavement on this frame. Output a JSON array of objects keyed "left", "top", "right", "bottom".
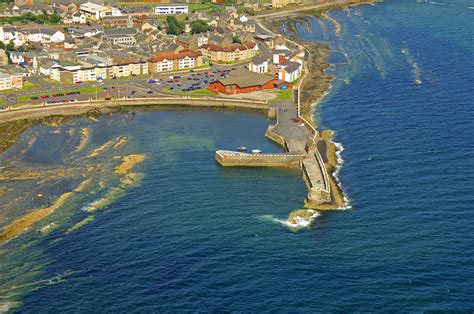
[
  {"left": 255, "top": 0, "right": 357, "bottom": 19},
  {"left": 271, "top": 100, "right": 309, "bottom": 154},
  {"left": 0, "top": 63, "right": 246, "bottom": 107},
  {"left": 269, "top": 99, "right": 328, "bottom": 195}
]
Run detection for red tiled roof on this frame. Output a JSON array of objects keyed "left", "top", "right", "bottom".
[{"left": 149, "top": 49, "right": 201, "bottom": 63}]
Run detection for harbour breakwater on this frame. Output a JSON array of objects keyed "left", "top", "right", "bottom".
[
  {"left": 0, "top": 95, "right": 338, "bottom": 210},
  {"left": 215, "top": 99, "right": 333, "bottom": 207}
]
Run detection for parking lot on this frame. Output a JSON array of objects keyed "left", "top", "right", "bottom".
[
  {"left": 0, "top": 63, "right": 248, "bottom": 108},
  {"left": 146, "top": 67, "right": 237, "bottom": 94}
]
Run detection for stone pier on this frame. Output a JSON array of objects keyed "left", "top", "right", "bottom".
[{"left": 215, "top": 99, "right": 333, "bottom": 207}]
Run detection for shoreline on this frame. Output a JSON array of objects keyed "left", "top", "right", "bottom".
[
  {"left": 257, "top": 0, "right": 380, "bottom": 211},
  {"left": 0, "top": 1, "right": 379, "bottom": 234}
]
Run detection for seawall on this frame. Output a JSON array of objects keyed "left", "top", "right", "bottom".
[
  {"left": 215, "top": 150, "right": 304, "bottom": 168},
  {"left": 0, "top": 97, "right": 270, "bottom": 124}
]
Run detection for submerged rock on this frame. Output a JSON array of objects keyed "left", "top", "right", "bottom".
[{"left": 286, "top": 209, "right": 320, "bottom": 231}]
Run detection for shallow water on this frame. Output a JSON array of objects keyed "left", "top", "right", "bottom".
[{"left": 2, "top": 0, "right": 474, "bottom": 311}]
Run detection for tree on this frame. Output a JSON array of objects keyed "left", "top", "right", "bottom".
[
  {"left": 166, "top": 16, "right": 184, "bottom": 35},
  {"left": 50, "top": 10, "right": 61, "bottom": 24},
  {"left": 5, "top": 41, "right": 14, "bottom": 52},
  {"left": 190, "top": 20, "right": 212, "bottom": 34},
  {"left": 232, "top": 35, "right": 241, "bottom": 44}
]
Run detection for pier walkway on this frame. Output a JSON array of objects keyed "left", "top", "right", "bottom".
[{"left": 216, "top": 99, "right": 331, "bottom": 206}]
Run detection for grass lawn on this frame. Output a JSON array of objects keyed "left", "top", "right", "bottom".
[
  {"left": 0, "top": 100, "right": 5, "bottom": 106},
  {"left": 42, "top": 78, "right": 75, "bottom": 85},
  {"left": 163, "top": 88, "right": 216, "bottom": 96},
  {"left": 17, "top": 86, "right": 106, "bottom": 101},
  {"left": 188, "top": 3, "right": 214, "bottom": 11},
  {"left": 272, "top": 89, "right": 294, "bottom": 101}
]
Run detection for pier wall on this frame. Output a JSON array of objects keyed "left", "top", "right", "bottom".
[
  {"left": 215, "top": 151, "right": 304, "bottom": 168},
  {"left": 0, "top": 97, "right": 270, "bottom": 124}
]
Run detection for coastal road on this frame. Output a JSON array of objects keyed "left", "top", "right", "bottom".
[{"left": 255, "top": 0, "right": 367, "bottom": 18}]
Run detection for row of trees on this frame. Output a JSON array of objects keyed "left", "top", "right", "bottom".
[
  {"left": 166, "top": 16, "right": 213, "bottom": 36},
  {"left": 1, "top": 10, "right": 62, "bottom": 25}
]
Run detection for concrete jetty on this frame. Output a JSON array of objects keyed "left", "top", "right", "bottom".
[
  {"left": 216, "top": 150, "right": 305, "bottom": 167},
  {"left": 215, "top": 98, "right": 332, "bottom": 207}
]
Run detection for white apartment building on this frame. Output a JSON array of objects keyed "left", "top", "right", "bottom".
[
  {"left": 0, "top": 72, "right": 23, "bottom": 90},
  {"left": 249, "top": 57, "right": 268, "bottom": 74},
  {"left": 154, "top": 5, "right": 188, "bottom": 15},
  {"left": 154, "top": 59, "right": 173, "bottom": 72},
  {"left": 278, "top": 61, "right": 302, "bottom": 83},
  {"left": 178, "top": 56, "right": 195, "bottom": 69},
  {"left": 49, "top": 62, "right": 147, "bottom": 83}
]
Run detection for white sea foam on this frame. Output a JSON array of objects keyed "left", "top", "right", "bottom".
[
  {"left": 328, "top": 134, "right": 352, "bottom": 210},
  {"left": 259, "top": 210, "right": 321, "bottom": 232}
]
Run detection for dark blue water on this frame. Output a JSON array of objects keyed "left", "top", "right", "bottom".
[{"left": 8, "top": 0, "right": 474, "bottom": 311}]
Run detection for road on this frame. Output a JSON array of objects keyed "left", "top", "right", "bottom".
[{"left": 255, "top": 0, "right": 364, "bottom": 18}]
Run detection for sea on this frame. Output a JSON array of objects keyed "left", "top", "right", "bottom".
[{"left": 1, "top": 0, "right": 474, "bottom": 311}]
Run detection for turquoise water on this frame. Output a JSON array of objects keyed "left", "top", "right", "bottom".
[{"left": 3, "top": 0, "right": 474, "bottom": 311}]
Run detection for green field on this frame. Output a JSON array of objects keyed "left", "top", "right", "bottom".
[
  {"left": 188, "top": 3, "right": 214, "bottom": 12},
  {"left": 163, "top": 88, "right": 216, "bottom": 96},
  {"left": 272, "top": 89, "right": 293, "bottom": 101},
  {"left": 17, "top": 86, "right": 106, "bottom": 101}
]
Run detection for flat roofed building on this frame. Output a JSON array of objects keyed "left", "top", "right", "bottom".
[
  {"left": 154, "top": 5, "right": 188, "bottom": 15},
  {"left": 80, "top": 2, "right": 110, "bottom": 20}
]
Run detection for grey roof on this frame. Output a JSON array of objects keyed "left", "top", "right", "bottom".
[
  {"left": 219, "top": 68, "right": 276, "bottom": 88},
  {"left": 103, "top": 27, "right": 137, "bottom": 36},
  {"left": 283, "top": 61, "right": 301, "bottom": 73},
  {"left": 251, "top": 56, "right": 267, "bottom": 65}
]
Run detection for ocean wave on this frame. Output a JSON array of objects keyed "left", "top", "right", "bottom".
[
  {"left": 259, "top": 210, "right": 321, "bottom": 232},
  {"left": 330, "top": 137, "right": 352, "bottom": 210}
]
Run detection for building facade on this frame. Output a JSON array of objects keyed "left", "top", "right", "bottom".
[
  {"left": 154, "top": 5, "right": 188, "bottom": 15},
  {"left": 0, "top": 72, "right": 23, "bottom": 90},
  {"left": 148, "top": 49, "right": 202, "bottom": 73},
  {"left": 200, "top": 41, "right": 257, "bottom": 63}
]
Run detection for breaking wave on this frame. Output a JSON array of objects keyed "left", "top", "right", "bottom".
[{"left": 259, "top": 210, "right": 321, "bottom": 232}]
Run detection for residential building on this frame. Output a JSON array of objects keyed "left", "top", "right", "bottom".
[
  {"left": 200, "top": 41, "right": 257, "bottom": 63},
  {"left": 49, "top": 60, "right": 148, "bottom": 83},
  {"left": 10, "top": 51, "right": 25, "bottom": 65},
  {"left": 26, "top": 28, "right": 65, "bottom": 44},
  {"left": 103, "top": 34, "right": 136, "bottom": 46},
  {"left": 278, "top": 61, "right": 302, "bottom": 82},
  {"left": 148, "top": 49, "right": 202, "bottom": 73},
  {"left": 154, "top": 5, "right": 188, "bottom": 15},
  {"left": 249, "top": 56, "right": 268, "bottom": 74},
  {"left": 0, "top": 72, "right": 23, "bottom": 90}
]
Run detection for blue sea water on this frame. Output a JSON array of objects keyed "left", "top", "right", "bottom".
[{"left": 4, "top": 0, "right": 474, "bottom": 311}]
